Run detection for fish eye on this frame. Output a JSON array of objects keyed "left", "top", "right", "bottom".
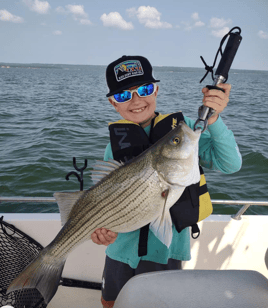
[{"left": 172, "top": 136, "right": 180, "bottom": 144}]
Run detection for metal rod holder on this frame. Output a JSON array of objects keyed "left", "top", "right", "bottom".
[
  {"left": 231, "top": 204, "right": 252, "bottom": 220},
  {"left": 65, "top": 157, "right": 88, "bottom": 191}
]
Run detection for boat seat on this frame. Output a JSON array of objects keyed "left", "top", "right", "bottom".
[{"left": 114, "top": 270, "right": 268, "bottom": 308}]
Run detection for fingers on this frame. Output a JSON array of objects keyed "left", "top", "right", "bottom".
[
  {"left": 202, "top": 83, "right": 231, "bottom": 115},
  {"left": 202, "top": 83, "right": 231, "bottom": 95},
  {"left": 218, "top": 83, "right": 231, "bottom": 96},
  {"left": 91, "top": 228, "right": 118, "bottom": 246}
]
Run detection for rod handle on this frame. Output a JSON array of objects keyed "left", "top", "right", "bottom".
[{"left": 215, "top": 32, "right": 242, "bottom": 79}]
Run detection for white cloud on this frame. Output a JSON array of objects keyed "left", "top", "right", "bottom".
[
  {"left": 194, "top": 20, "right": 205, "bottom": 27},
  {"left": 100, "top": 12, "right": 134, "bottom": 30},
  {"left": 209, "top": 18, "right": 231, "bottom": 37},
  {"left": 192, "top": 12, "right": 199, "bottom": 21},
  {"left": 0, "top": 9, "right": 24, "bottom": 23},
  {"left": 23, "top": 0, "right": 50, "bottom": 14},
  {"left": 53, "top": 30, "right": 62, "bottom": 35},
  {"left": 182, "top": 21, "right": 192, "bottom": 31},
  {"left": 128, "top": 6, "right": 172, "bottom": 29},
  {"left": 55, "top": 4, "right": 91, "bottom": 25},
  {"left": 210, "top": 17, "right": 232, "bottom": 28},
  {"left": 258, "top": 30, "right": 268, "bottom": 39},
  {"left": 182, "top": 12, "right": 205, "bottom": 31},
  {"left": 79, "top": 19, "right": 92, "bottom": 25},
  {"left": 66, "top": 4, "right": 87, "bottom": 18},
  {"left": 211, "top": 27, "right": 230, "bottom": 38}
]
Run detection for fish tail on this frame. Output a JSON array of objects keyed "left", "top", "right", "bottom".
[{"left": 7, "top": 246, "right": 66, "bottom": 304}]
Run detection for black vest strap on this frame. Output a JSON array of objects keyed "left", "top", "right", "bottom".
[
  {"left": 191, "top": 224, "right": 200, "bottom": 239},
  {"left": 137, "top": 114, "right": 157, "bottom": 257},
  {"left": 138, "top": 224, "right": 150, "bottom": 257}
]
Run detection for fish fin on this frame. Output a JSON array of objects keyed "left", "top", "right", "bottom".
[
  {"left": 7, "top": 246, "right": 66, "bottom": 304},
  {"left": 149, "top": 189, "right": 173, "bottom": 248},
  {"left": 91, "top": 159, "right": 124, "bottom": 184},
  {"left": 160, "top": 189, "right": 169, "bottom": 225},
  {"left": 54, "top": 191, "right": 85, "bottom": 226},
  {"left": 149, "top": 211, "right": 173, "bottom": 248},
  {"left": 91, "top": 175, "right": 105, "bottom": 185},
  {"left": 107, "top": 158, "right": 124, "bottom": 167}
]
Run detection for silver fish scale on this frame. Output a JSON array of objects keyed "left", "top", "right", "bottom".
[{"left": 50, "top": 154, "right": 165, "bottom": 258}]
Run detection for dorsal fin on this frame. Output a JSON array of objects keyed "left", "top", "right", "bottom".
[
  {"left": 54, "top": 191, "right": 85, "bottom": 226},
  {"left": 90, "top": 159, "right": 124, "bottom": 185}
]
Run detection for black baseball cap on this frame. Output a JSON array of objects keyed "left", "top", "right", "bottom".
[{"left": 106, "top": 55, "right": 160, "bottom": 97}]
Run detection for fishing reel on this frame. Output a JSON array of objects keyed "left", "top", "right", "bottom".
[{"left": 194, "top": 27, "right": 242, "bottom": 132}]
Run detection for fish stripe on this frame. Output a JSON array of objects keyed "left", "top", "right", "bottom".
[
  {"left": 53, "top": 169, "right": 157, "bottom": 256},
  {"left": 52, "top": 166, "right": 157, "bottom": 257}
]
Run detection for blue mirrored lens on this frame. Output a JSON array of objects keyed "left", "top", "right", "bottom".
[
  {"left": 113, "top": 83, "right": 154, "bottom": 103},
  {"left": 137, "top": 84, "right": 154, "bottom": 97},
  {"left": 114, "top": 91, "right": 132, "bottom": 103}
]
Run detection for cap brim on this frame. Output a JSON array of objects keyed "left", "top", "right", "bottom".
[{"left": 106, "top": 79, "right": 160, "bottom": 97}]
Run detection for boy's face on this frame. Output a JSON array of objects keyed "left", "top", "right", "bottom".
[{"left": 108, "top": 84, "right": 159, "bottom": 128}]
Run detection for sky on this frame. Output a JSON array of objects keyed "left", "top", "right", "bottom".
[{"left": 0, "top": 0, "right": 268, "bottom": 70}]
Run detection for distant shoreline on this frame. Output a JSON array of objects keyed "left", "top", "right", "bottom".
[{"left": 0, "top": 63, "right": 267, "bottom": 73}]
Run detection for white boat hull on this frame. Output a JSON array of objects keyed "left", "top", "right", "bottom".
[{"left": 1, "top": 213, "right": 268, "bottom": 307}]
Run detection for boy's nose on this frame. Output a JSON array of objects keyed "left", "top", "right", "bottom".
[{"left": 131, "top": 92, "right": 140, "bottom": 102}]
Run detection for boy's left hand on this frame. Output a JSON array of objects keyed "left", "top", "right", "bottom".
[
  {"left": 91, "top": 228, "right": 118, "bottom": 246},
  {"left": 202, "top": 83, "right": 231, "bottom": 125}
]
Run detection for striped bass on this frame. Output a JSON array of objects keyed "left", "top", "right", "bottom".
[{"left": 7, "top": 121, "right": 201, "bottom": 304}]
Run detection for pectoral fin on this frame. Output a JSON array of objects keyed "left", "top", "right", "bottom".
[{"left": 149, "top": 189, "right": 173, "bottom": 248}]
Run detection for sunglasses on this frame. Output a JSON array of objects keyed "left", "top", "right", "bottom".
[{"left": 110, "top": 83, "right": 156, "bottom": 103}]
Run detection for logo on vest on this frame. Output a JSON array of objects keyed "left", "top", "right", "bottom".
[
  {"left": 114, "top": 60, "right": 144, "bottom": 82},
  {"left": 172, "top": 118, "right": 177, "bottom": 129},
  {"left": 114, "top": 127, "right": 131, "bottom": 149}
]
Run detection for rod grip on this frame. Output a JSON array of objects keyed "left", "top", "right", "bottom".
[{"left": 215, "top": 32, "right": 242, "bottom": 79}]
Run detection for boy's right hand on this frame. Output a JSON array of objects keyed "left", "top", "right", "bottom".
[{"left": 91, "top": 228, "right": 118, "bottom": 246}]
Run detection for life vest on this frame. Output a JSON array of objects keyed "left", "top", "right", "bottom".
[{"left": 108, "top": 112, "right": 213, "bottom": 256}]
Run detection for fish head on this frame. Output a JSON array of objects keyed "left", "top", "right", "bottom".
[{"left": 153, "top": 122, "right": 201, "bottom": 187}]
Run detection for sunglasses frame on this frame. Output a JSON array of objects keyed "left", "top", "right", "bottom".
[{"left": 109, "top": 83, "right": 157, "bottom": 103}]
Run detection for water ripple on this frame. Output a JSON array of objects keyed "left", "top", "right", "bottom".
[{"left": 1, "top": 65, "right": 267, "bottom": 214}]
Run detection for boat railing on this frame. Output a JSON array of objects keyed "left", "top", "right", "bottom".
[{"left": 0, "top": 197, "right": 267, "bottom": 220}]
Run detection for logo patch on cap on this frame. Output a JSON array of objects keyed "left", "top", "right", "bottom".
[{"left": 114, "top": 60, "right": 144, "bottom": 82}]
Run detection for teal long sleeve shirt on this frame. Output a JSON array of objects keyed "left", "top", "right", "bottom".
[{"left": 103, "top": 114, "right": 242, "bottom": 268}]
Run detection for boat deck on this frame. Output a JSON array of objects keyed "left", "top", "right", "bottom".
[
  {"left": 49, "top": 287, "right": 102, "bottom": 308},
  {"left": 1, "top": 199, "right": 268, "bottom": 307}
]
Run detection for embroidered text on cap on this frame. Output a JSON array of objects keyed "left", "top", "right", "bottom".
[{"left": 114, "top": 60, "right": 144, "bottom": 82}]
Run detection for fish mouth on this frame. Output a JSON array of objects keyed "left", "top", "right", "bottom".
[{"left": 180, "top": 121, "right": 201, "bottom": 139}]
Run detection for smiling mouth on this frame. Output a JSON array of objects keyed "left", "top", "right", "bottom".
[{"left": 131, "top": 107, "right": 146, "bottom": 113}]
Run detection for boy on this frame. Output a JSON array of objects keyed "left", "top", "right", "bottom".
[{"left": 91, "top": 55, "right": 242, "bottom": 308}]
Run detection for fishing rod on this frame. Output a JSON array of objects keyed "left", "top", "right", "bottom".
[{"left": 194, "top": 27, "right": 242, "bottom": 132}]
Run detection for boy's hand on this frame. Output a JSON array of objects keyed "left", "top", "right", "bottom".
[
  {"left": 91, "top": 228, "right": 118, "bottom": 246},
  {"left": 202, "top": 83, "right": 231, "bottom": 125}
]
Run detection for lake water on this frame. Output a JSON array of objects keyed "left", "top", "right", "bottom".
[{"left": 0, "top": 63, "right": 267, "bottom": 215}]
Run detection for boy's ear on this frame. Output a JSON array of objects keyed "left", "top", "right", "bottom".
[
  {"left": 108, "top": 98, "right": 119, "bottom": 112},
  {"left": 155, "top": 85, "right": 159, "bottom": 97}
]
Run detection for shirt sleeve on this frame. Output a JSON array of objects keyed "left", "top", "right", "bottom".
[
  {"left": 104, "top": 142, "right": 114, "bottom": 161},
  {"left": 184, "top": 115, "right": 242, "bottom": 174}
]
